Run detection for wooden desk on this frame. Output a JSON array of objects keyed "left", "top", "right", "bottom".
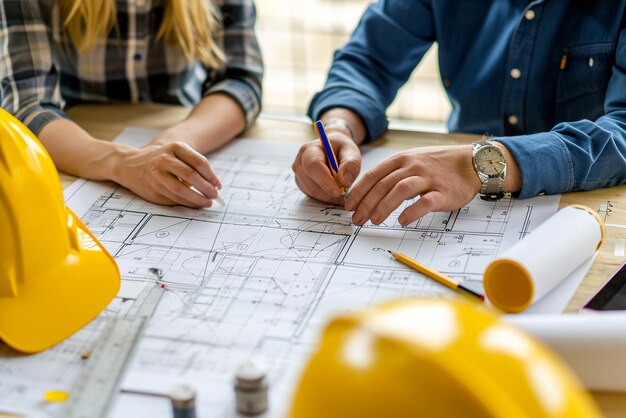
[{"left": 65, "top": 103, "right": 626, "bottom": 417}]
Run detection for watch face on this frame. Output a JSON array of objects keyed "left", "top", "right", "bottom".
[{"left": 475, "top": 146, "right": 505, "bottom": 176}]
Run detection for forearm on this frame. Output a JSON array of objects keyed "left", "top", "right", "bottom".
[
  {"left": 151, "top": 93, "right": 246, "bottom": 154},
  {"left": 308, "top": 1, "right": 433, "bottom": 143},
  {"left": 37, "top": 119, "right": 130, "bottom": 182},
  {"left": 495, "top": 113, "right": 626, "bottom": 198}
]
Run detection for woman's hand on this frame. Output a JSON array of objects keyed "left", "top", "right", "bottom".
[
  {"left": 117, "top": 142, "right": 222, "bottom": 208},
  {"left": 292, "top": 130, "right": 362, "bottom": 205},
  {"left": 36, "top": 117, "right": 225, "bottom": 209},
  {"left": 345, "top": 145, "right": 481, "bottom": 226}
]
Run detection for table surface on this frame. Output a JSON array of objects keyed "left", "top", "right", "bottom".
[{"left": 62, "top": 103, "right": 626, "bottom": 416}]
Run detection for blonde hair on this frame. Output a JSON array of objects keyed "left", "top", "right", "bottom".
[{"left": 60, "top": 0, "right": 225, "bottom": 68}]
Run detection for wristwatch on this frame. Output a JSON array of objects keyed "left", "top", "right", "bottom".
[{"left": 471, "top": 141, "right": 506, "bottom": 201}]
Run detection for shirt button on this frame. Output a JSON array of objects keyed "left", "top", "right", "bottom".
[
  {"left": 510, "top": 68, "right": 522, "bottom": 79},
  {"left": 537, "top": 191, "right": 546, "bottom": 196},
  {"left": 525, "top": 10, "right": 536, "bottom": 20},
  {"left": 134, "top": 53, "right": 142, "bottom": 61},
  {"left": 508, "top": 115, "right": 519, "bottom": 125},
  {"left": 589, "top": 58, "right": 594, "bottom": 67}
]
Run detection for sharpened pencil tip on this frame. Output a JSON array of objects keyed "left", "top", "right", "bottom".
[{"left": 215, "top": 194, "right": 226, "bottom": 206}]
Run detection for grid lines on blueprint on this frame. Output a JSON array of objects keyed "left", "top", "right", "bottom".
[{"left": 0, "top": 128, "right": 560, "bottom": 418}]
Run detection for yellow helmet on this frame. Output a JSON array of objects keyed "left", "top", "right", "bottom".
[
  {"left": 0, "top": 109, "right": 120, "bottom": 353},
  {"left": 289, "top": 298, "right": 602, "bottom": 418}
]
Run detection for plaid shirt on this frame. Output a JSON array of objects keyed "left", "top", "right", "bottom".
[{"left": 0, "top": 0, "right": 263, "bottom": 135}]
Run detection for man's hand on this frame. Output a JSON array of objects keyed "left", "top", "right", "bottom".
[
  {"left": 345, "top": 145, "right": 481, "bottom": 226},
  {"left": 292, "top": 130, "right": 362, "bottom": 205},
  {"left": 118, "top": 142, "right": 221, "bottom": 208}
]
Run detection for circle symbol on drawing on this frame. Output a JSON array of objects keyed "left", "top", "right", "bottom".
[{"left": 156, "top": 231, "right": 169, "bottom": 238}]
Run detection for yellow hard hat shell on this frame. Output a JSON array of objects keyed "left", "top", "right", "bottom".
[
  {"left": 289, "top": 298, "right": 602, "bottom": 418},
  {"left": 0, "top": 109, "right": 120, "bottom": 353}
]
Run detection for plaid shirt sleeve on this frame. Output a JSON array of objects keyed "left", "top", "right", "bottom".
[
  {"left": 0, "top": 1, "right": 68, "bottom": 135},
  {"left": 204, "top": 0, "right": 263, "bottom": 128}
]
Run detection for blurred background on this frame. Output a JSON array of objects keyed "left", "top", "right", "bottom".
[{"left": 255, "top": 0, "right": 450, "bottom": 132}]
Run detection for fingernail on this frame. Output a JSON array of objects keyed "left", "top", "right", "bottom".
[
  {"left": 371, "top": 213, "right": 380, "bottom": 225},
  {"left": 345, "top": 198, "right": 355, "bottom": 211},
  {"left": 398, "top": 216, "right": 406, "bottom": 226},
  {"left": 352, "top": 212, "right": 363, "bottom": 225}
]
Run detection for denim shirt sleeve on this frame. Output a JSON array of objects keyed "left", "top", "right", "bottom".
[
  {"left": 308, "top": 0, "right": 434, "bottom": 142},
  {"left": 495, "top": 28, "right": 626, "bottom": 198}
]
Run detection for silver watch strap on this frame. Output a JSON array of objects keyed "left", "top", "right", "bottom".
[{"left": 481, "top": 176, "right": 504, "bottom": 195}]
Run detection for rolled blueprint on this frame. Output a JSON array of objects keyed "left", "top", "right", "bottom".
[
  {"left": 506, "top": 312, "right": 626, "bottom": 392},
  {"left": 484, "top": 205, "right": 605, "bottom": 313}
]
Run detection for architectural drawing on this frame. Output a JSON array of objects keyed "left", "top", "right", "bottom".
[{"left": 0, "top": 129, "right": 561, "bottom": 417}]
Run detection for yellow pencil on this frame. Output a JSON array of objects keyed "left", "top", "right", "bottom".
[
  {"left": 387, "top": 250, "right": 484, "bottom": 301},
  {"left": 181, "top": 179, "right": 226, "bottom": 206}
]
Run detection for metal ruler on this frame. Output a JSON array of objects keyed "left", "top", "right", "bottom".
[{"left": 65, "top": 282, "right": 165, "bottom": 418}]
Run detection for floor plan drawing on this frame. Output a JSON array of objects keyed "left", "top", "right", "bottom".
[{"left": 0, "top": 128, "right": 563, "bottom": 418}]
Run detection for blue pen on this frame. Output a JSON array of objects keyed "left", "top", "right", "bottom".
[{"left": 313, "top": 120, "right": 346, "bottom": 196}]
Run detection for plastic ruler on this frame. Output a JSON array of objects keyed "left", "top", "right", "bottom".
[{"left": 65, "top": 280, "right": 165, "bottom": 418}]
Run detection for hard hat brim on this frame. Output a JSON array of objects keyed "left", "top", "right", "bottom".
[{"left": 0, "top": 209, "right": 120, "bottom": 353}]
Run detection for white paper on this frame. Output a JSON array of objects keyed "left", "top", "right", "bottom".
[
  {"left": 507, "top": 312, "right": 626, "bottom": 391},
  {"left": 2, "top": 127, "right": 568, "bottom": 418},
  {"left": 525, "top": 254, "right": 596, "bottom": 314}
]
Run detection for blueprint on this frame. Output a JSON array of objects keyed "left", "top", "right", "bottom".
[{"left": 0, "top": 128, "right": 564, "bottom": 418}]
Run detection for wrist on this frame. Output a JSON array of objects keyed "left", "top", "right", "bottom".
[
  {"left": 471, "top": 140, "right": 508, "bottom": 200},
  {"left": 68, "top": 139, "right": 129, "bottom": 183},
  {"left": 150, "top": 126, "right": 197, "bottom": 148},
  {"left": 492, "top": 141, "right": 522, "bottom": 193},
  {"left": 463, "top": 144, "right": 482, "bottom": 194},
  {"left": 320, "top": 108, "right": 366, "bottom": 145},
  {"left": 105, "top": 143, "right": 136, "bottom": 185},
  {"left": 323, "top": 118, "right": 355, "bottom": 141}
]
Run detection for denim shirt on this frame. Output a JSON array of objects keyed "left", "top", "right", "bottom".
[{"left": 308, "top": 0, "right": 626, "bottom": 198}]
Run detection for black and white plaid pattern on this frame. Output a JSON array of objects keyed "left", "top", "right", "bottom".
[{"left": 0, "top": 0, "right": 263, "bottom": 135}]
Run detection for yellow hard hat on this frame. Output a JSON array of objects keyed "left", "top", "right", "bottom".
[
  {"left": 289, "top": 298, "right": 602, "bottom": 418},
  {"left": 0, "top": 109, "right": 120, "bottom": 353}
]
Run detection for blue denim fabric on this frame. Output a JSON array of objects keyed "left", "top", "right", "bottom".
[{"left": 308, "top": 0, "right": 626, "bottom": 198}]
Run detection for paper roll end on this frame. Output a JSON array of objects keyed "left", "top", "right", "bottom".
[
  {"left": 484, "top": 258, "right": 534, "bottom": 313},
  {"left": 567, "top": 205, "right": 606, "bottom": 251}
]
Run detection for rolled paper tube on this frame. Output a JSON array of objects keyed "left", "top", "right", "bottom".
[
  {"left": 506, "top": 312, "right": 626, "bottom": 392},
  {"left": 484, "top": 205, "right": 606, "bottom": 313}
]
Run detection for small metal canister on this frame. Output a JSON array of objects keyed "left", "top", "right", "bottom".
[
  {"left": 234, "top": 360, "right": 268, "bottom": 415},
  {"left": 169, "top": 383, "right": 197, "bottom": 418}
]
